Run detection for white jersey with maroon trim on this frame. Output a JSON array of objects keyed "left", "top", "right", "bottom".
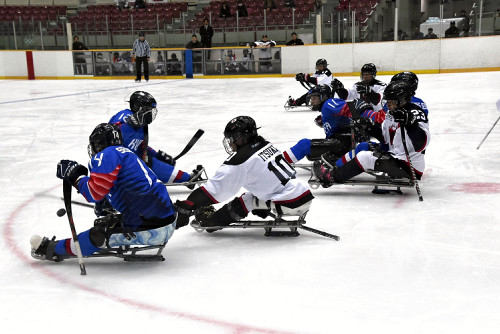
[
  {"left": 382, "top": 111, "right": 430, "bottom": 173},
  {"left": 202, "top": 140, "right": 311, "bottom": 204},
  {"left": 346, "top": 80, "right": 387, "bottom": 111}
]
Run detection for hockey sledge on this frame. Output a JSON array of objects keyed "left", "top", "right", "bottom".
[
  {"left": 294, "top": 162, "right": 414, "bottom": 194},
  {"left": 89, "top": 243, "right": 167, "bottom": 262},
  {"left": 190, "top": 211, "right": 339, "bottom": 240}
]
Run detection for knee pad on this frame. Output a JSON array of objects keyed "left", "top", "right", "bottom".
[{"left": 374, "top": 157, "right": 412, "bottom": 179}]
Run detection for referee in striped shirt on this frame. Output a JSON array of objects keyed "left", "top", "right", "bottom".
[{"left": 132, "top": 32, "right": 151, "bottom": 82}]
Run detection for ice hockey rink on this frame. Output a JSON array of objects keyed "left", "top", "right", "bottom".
[{"left": 1, "top": 71, "right": 500, "bottom": 334}]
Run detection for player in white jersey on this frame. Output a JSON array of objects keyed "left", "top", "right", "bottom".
[
  {"left": 287, "top": 58, "right": 334, "bottom": 107},
  {"left": 337, "top": 63, "right": 387, "bottom": 111},
  {"left": 313, "top": 81, "right": 430, "bottom": 187},
  {"left": 175, "top": 116, "right": 314, "bottom": 231}
]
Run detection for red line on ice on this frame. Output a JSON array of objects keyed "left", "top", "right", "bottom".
[{"left": 2, "top": 186, "right": 297, "bottom": 334}]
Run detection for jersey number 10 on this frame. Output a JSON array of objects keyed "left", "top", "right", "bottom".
[{"left": 267, "top": 155, "right": 296, "bottom": 186}]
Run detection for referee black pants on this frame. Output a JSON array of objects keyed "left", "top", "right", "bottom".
[{"left": 135, "top": 56, "right": 149, "bottom": 80}]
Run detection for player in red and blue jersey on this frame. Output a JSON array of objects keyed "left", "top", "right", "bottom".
[{"left": 30, "top": 123, "right": 177, "bottom": 262}]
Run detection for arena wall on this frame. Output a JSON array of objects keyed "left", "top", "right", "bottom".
[{"left": 0, "top": 35, "right": 499, "bottom": 79}]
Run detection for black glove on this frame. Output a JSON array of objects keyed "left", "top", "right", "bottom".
[
  {"left": 295, "top": 73, "right": 305, "bottom": 82},
  {"left": 94, "top": 198, "right": 115, "bottom": 217},
  {"left": 355, "top": 82, "right": 370, "bottom": 95},
  {"left": 352, "top": 98, "right": 372, "bottom": 114},
  {"left": 351, "top": 117, "right": 374, "bottom": 133},
  {"left": 314, "top": 114, "right": 323, "bottom": 127},
  {"left": 56, "top": 160, "right": 88, "bottom": 185},
  {"left": 391, "top": 108, "right": 412, "bottom": 126},
  {"left": 156, "top": 150, "right": 176, "bottom": 166},
  {"left": 331, "top": 78, "right": 344, "bottom": 92}
]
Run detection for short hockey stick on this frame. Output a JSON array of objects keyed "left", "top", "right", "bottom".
[
  {"left": 173, "top": 129, "right": 204, "bottom": 160},
  {"left": 62, "top": 181, "right": 87, "bottom": 275},
  {"left": 300, "top": 80, "right": 313, "bottom": 91},
  {"left": 400, "top": 126, "right": 423, "bottom": 202},
  {"left": 477, "top": 98, "right": 500, "bottom": 149},
  {"left": 346, "top": 101, "right": 361, "bottom": 159}
]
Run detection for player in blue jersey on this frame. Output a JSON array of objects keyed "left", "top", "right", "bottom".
[
  {"left": 110, "top": 91, "right": 203, "bottom": 186},
  {"left": 282, "top": 85, "right": 385, "bottom": 165},
  {"left": 30, "top": 123, "right": 177, "bottom": 262},
  {"left": 383, "top": 71, "right": 428, "bottom": 115}
]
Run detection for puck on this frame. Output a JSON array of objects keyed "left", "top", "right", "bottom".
[{"left": 56, "top": 208, "right": 66, "bottom": 217}]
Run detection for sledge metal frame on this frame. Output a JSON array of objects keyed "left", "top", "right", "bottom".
[
  {"left": 190, "top": 211, "right": 339, "bottom": 240},
  {"left": 293, "top": 162, "right": 414, "bottom": 193},
  {"left": 89, "top": 243, "right": 167, "bottom": 262}
]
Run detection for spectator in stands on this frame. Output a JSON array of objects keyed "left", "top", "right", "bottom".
[
  {"left": 285, "top": 0, "right": 295, "bottom": 8},
  {"left": 199, "top": 18, "right": 214, "bottom": 59},
  {"left": 252, "top": 34, "right": 276, "bottom": 72},
  {"left": 237, "top": 1, "right": 248, "bottom": 18},
  {"left": 134, "top": 0, "right": 146, "bottom": 9},
  {"left": 459, "top": 10, "right": 470, "bottom": 37},
  {"left": 186, "top": 34, "right": 203, "bottom": 73},
  {"left": 411, "top": 27, "right": 424, "bottom": 40},
  {"left": 286, "top": 32, "right": 304, "bottom": 46},
  {"left": 382, "top": 28, "right": 394, "bottom": 41},
  {"left": 219, "top": 1, "right": 232, "bottom": 18},
  {"left": 264, "top": 0, "right": 277, "bottom": 14},
  {"left": 116, "top": 0, "right": 128, "bottom": 10},
  {"left": 167, "top": 53, "right": 182, "bottom": 75},
  {"left": 72, "top": 36, "right": 89, "bottom": 75},
  {"left": 397, "top": 29, "right": 409, "bottom": 40},
  {"left": 132, "top": 31, "right": 151, "bottom": 82},
  {"left": 445, "top": 21, "right": 460, "bottom": 38},
  {"left": 424, "top": 27, "right": 438, "bottom": 39}
]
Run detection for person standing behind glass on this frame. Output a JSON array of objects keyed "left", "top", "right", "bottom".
[
  {"left": 286, "top": 32, "right": 304, "bottom": 46},
  {"left": 72, "top": 36, "right": 89, "bottom": 74},
  {"left": 199, "top": 18, "right": 214, "bottom": 59},
  {"left": 132, "top": 31, "right": 151, "bottom": 82},
  {"left": 424, "top": 28, "right": 437, "bottom": 39},
  {"left": 237, "top": 1, "right": 248, "bottom": 17}
]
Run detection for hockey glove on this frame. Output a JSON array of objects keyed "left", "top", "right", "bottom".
[
  {"left": 355, "top": 82, "right": 370, "bottom": 95},
  {"left": 56, "top": 160, "right": 88, "bottom": 185},
  {"left": 314, "top": 114, "right": 323, "bottom": 127},
  {"left": 156, "top": 150, "right": 176, "bottom": 166},
  {"left": 94, "top": 198, "right": 115, "bottom": 217},
  {"left": 252, "top": 209, "right": 272, "bottom": 219},
  {"left": 331, "top": 78, "right": 344, "bottom": 93},
  {"left": 391, "top": 108, "right": 413, "bottom": 126},
  {"left": 295, "top": 72, "right": 305, "bottom": 82},
  {"left": 352, "top": 98, "right": 372, "bottom": 114},
  {"left": 352, "top": 117, "right": 374, "bottom": 131}
]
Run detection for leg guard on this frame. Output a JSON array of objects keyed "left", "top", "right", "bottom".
[
  {"left": 295, "top": 93, "right": 308, "bottom": 106},
  {"left": 373, "top": 155, "right": 415, "bottom": 179},
  {"left": 331, "top": 157, "right": 365, "bottom": 183},
  {"left": 307, "top": 138, "right": 347, "bottom": 161},
  {"left": 199, "top": 197, "right": 249, "bottom": 231}
]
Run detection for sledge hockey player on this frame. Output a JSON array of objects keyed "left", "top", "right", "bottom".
[
  {"left": 384, "top": 71, "right": 429, "bottom": 115},
  {"left": 336, "top": 63, "right": 387, "bottom": 111},
  {"left": 30, "top": 123, "right": 177, "bottom": 262},
  {"left": 286, "top": 58, "right": 334, "bottom": 108},
  {"left": 110, "top": 91, "right": 204, "bottom": 187},
  {"left": 174, "top": 116, "right": 314, "bottom": 232},
  {"left": 283, "top": 85, "right": 385, "bottom": 165},
  {"left": 312, "top": 81, "right": 430, "bottom": 187}
]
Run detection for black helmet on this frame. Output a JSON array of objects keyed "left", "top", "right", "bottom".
[
  {"left": 307, "top": 84, "right": 332, "bottom": 111},
  {"left": 128, "top": 91, "right": 158, "bottom": 126},
  {"left": 391, "top": 71, "right": 418, "bottom": 95},
  {"left": 361, "top": 63, "right": 377, "bottom": 77},
  {"left": 383, "top": 81, "right": 412, "bottom": 107},
  {"left": 223, "top": 116, "right": 258, "bottom": 154},
  {"left": 316, "top": 58, "right": 328, "bottom": 69},
  {"left": 138, "top": 31, "right": 145, "bottom": 37},
  {"left": 88, "top": 123, "right": 123, "bottom": 157}
]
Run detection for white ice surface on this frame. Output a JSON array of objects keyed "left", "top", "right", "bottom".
[{"left": 1, "top": 73, "right": 500, "bottom": 334}]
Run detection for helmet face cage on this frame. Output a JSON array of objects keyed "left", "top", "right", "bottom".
[
  {"left": 88, "top": 123, "right": 123, "bottom": 157},
  {"left": 316, "top": 58, "right": 328, "bottom": 70},
  {"left": 360, "top": 63, "right": 377, "bottom": 80},
  {"left": 222, "top": 116, "right": 257, "bottom": 154},
  {"left": 383, "top": 82, "right": 411, "bottom": 108},
  {"left": 308, "top": 85, "right": 332, "bottom": 111},
  {"left": 391, "top": 71, "right": 418, "bottom": 95}
]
